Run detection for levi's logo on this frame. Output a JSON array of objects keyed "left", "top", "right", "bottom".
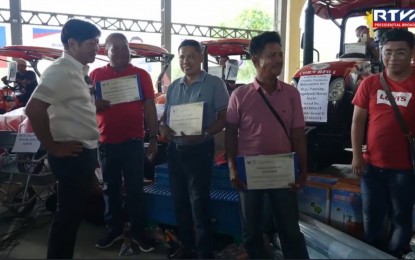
[
  {"left": 377, "top": 90, "right": 412, "bottom": 107},
  {"left": 373, "top": 9, "right": 415, "bottom": 28}
]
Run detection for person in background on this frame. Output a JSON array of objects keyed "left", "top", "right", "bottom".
[
  {"left": 90, "top": 33, "right": 158, "bottom": 252},
  {"left": 355, "top": 25, "right": 379, "bottom": 61},
  {"left": 1, "top": 59, "right": 38, "bottom": 106},
  {"left": 352, "top": 28, "right": 415, "bottom": 258},
  {"left": 25, "top": 19, "right": 101, "bottom": 259},
  {"left": 159, "top": 39, "right": 229, "bottom": 259},
  {"left": 225, "top": 31, "right": 309, "bottom": 259},
  {"left": 15, "top": 59, "right": 38, "bottom": 105}
]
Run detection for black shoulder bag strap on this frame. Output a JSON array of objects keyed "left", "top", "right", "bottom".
[
  {"left": 257, "top": 88, "right": 290, "bottom": 140},
  {"left": 379, "top": 73, "right": 411, "bottom": 135}
]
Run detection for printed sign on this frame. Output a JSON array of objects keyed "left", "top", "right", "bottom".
[
  {"left": 297, "top": 74, "right": 330, "bottom": 123},
  {"left": 12, "top": 133, "right": 41, "bottom": 153}
]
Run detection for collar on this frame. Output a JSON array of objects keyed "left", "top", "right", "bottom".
[
  {"left": 180, "top": 70, "right": 207, "bottom": 85},
  {"left": 105, "top": 63, "right": 133, "bottom": 72},
  {"left": 63, "top": 51, "right": 89, "bottom": 75},
  {"left": 253, "top": 78, "right": 281, "bottom": 92}
]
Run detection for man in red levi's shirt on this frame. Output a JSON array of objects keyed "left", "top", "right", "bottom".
[
  {"left": 352, "top": 29, "right": 415, "bottom": 258},
  {"left": 90, "top": 33, "right": 158, "bottom": 252}
]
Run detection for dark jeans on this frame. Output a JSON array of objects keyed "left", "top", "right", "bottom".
[
  {"left": 46, "top": 148, "right": 97, "bottom": 259},
  {"left": 167, "top": 140, "right": 214, "bottom": 258},
  {"left": 238, "top": 189, "right": 309, "bottom": 259},
  {"left": 98, "top": 139, "right": 146, "bottom": 236},
  {"left": 361, "top": 164, "right": 415, "bottom": 256}
]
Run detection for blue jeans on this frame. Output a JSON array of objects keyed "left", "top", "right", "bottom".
[
  {"left": 98, "top": 139, "right": 146, "bottom": 236},
  {"left": 361, "top": 164, "right": 415, "bottom": 256},
  {"left": 47, "top": 148, "right": 97, "bottom": 259},
  {"left": 238, "top": 189, "right": 309, "bottom": 259},
  {"left": 167, "top": 140, "right": 214, "bottom": 258}
]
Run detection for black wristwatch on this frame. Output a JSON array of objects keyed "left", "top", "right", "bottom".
[
  {"left": 149, "top": 135, "right": 158, "bottom": 140},
  {"left": 203, "top": 131, "right": 210, "bottom": 139}
]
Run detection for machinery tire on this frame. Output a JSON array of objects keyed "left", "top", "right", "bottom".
[
  {"left": 7, "top": 186, "right": 37, "bottom": 216},
  {"left": 16, "top": 150, "right": 46, "bottom": 174}
]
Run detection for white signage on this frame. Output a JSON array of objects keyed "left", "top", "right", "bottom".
[
  {"left": 344, "top": 43, "right": 366, "bottom": 55},
  {"left": 298, "top": 74, "right": 331, "bottom": 122},
  {"left": 12, "top": 133, "right": 41, "bottom": 153}
]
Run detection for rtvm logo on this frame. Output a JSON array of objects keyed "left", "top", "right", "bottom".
[{"left": 373, "top": 9, "right": 415, "bottom": 28}]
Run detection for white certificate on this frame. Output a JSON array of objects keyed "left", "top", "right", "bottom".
[
  {"left": 237, "top": 153, "right": 296, "bottom": 190},
  {"left": 96, "top": 75, "right": 142, "bottom": 105},
  {"left": 12, "top": 133, "right": 41, "bottom": 153},
  {"left": 168, "top": 102, "right": 204, "bottom": 135}
]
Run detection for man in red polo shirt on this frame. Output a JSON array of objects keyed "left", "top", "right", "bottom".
[
  {"left": 352, "top": 29, "right": 415, "bottom": 258},
  {"left": 90, "top": 33, "right": 158, "bottom": 252},
  {"left": 225, "top": 31, "right": 309, "bottom": 259}
]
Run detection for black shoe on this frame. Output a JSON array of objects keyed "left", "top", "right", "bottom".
[
  {"left": 95, "top": 229, "right": 123, "bottom": 249},
  {"left": 132, "top": 236, "right": 155, "bottom": 253}
]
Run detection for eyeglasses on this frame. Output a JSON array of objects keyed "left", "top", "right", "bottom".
[{"left": 382, "top": 50, "right": 409, "bottom": 59}]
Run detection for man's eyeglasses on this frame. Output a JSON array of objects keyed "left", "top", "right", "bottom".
[{"left": 382, "top": 50, "right": 409, "bottom": 59}]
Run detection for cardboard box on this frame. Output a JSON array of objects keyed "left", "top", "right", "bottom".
[
  {"left": 330, "top": 183, "right": 364, "bottom": 240},
  {"left": 297, "top": 181, "right": 332, "bottom": 224},
  {"left": 306, "top": 173, "right": 338, "bottom": 185},
  {"left": 337, "top": 177, "right": 360, "bottom": 186}
]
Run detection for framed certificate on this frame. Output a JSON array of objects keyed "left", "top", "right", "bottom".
[
  {"left": 95, "top": 75, "right": 143, "bottom": 105},
  {"left": 236, "top": 153, "right": 298, "bottom": 190},
  {"left": 168, "top": 102, "right": 204, "bottom": 136}
]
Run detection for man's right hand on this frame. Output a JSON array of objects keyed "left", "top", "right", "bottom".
[
  {"left": 352, "top": 154, "right": 366, "bottom": 176},
  {"left": 49, "top": 141, "right": 84, "bottom": 157},
  {"left": 159, "top": 124, "right": 176, "bottom": 141},
  {"left": 95, "top": 99, "right": 111, "bottom": 111},
  {"left": 230, "top": 167, "right": 246, "bottom": 190}
]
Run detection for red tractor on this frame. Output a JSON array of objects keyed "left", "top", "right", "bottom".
[
  {"left": 291, "top": 0, "right": 415, "bottom": 170},
  {"left": 0, "top": 45, "right": 62, "bottom": 114}
]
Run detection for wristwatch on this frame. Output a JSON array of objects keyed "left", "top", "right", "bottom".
[
  {"left": 203, "top": 131, "right": 210, "bottom": 139},
  {"left": 149, "top": 134, "right": 158, "bottom": 140}
]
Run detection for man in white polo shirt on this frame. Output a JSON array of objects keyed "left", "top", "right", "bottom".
[{"left": 25, "top": 19, "right": 101, "bottom": 259}]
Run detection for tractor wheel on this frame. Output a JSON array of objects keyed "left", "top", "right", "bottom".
[{"left": 7, "top": 186, "right": 37, "bottom": 216}]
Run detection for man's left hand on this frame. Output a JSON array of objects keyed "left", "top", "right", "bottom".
[{"left": 289, "top": 172, "right": 307, "bottom": 192}]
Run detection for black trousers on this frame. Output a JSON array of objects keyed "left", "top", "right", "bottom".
[{"left": 46, "top": 148, "right": 97, "bottom": 259}]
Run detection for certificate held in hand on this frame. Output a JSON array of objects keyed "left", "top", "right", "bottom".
[
  {"left": 95, "top": 75, "right": 143, "bottom": 105},
  {"left": 236, "top": 153, "right": 298, "bottom": 190},
  {"left": 168, "top": 102, "right": 204, "bottom": 136}
]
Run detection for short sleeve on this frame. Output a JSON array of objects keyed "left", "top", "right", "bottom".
[
  {"left": 290, "top": 87, "right": 306, "bottom": 129},
  {"left": 352, "top": 76, "right": 371, "bottom": 109},
  {"left": 31, "top": 67, "right": 65, "bottom": 104},
  {"left": 213, "top": 77, "right": 229, "bottom": 112},
  {"left": 139, "top": 69, "right": 155, "bottom": 100},
  {"left": 226, "top": 91, "right": 240, "bottom": 124}
]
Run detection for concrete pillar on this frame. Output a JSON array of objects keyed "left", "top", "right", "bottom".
[
  {"left": 285, "top": 0, "right": 306, "bottom": 82},
  {"left": 161, "top": 0, "right": 172, "bottom": 79},
  {"left": 274, "top": 0, "right": 288, "bottom": 81},
  {"left": 10, "top": 0, "right": 23, "bottom": 45}
]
